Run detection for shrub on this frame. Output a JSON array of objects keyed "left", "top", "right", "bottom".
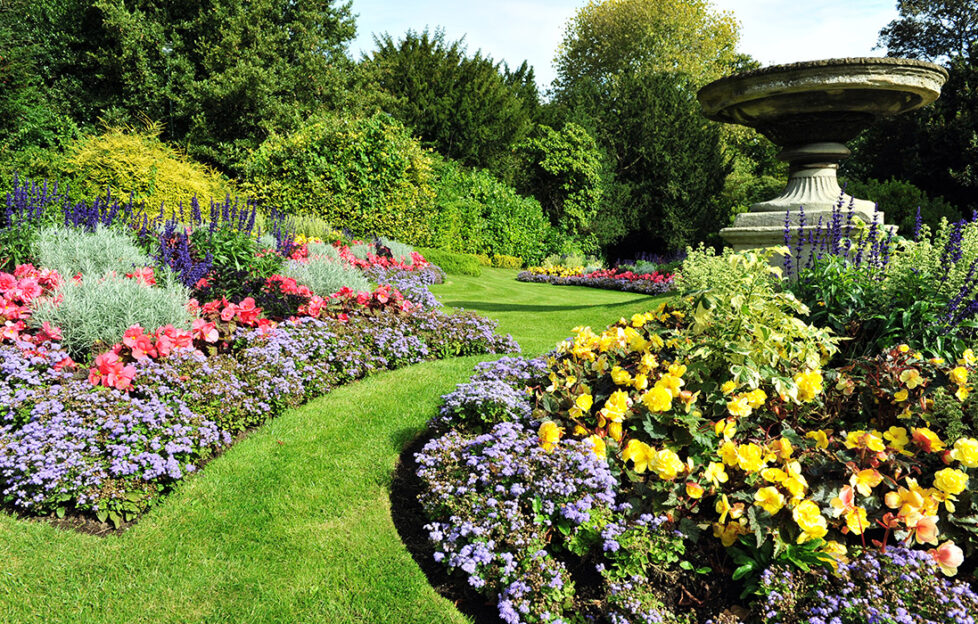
[
  {"left": 429, "top": 158, "right": 553, "bottom": 263},
  {"left": 281, "top": 256, "right": 370, "bottom": 297},
  {"left": 376, "top": 236, "right": 415, "bottom": 264},
  {"left": 306, "top": 242, "right": 341, "bottom": 262},
  {"left": 30, "top": 272, "right": 192, "bottom": 358},
  {"left": 474, "top": 253, "right": 492, "bottom": 266},
  {"left": 35, "top": 224, "right": 153, "bottom": 278},
  {"left": 842, "top": 176, "right": 961, "bottom": 237},
  {"left": 414, "top": 247, "right": 482, "bottom": 276},
  {"left": 491, "top": 254, "right": 523, "bottom": 268},
  {"left": 285, "top": 213, "right": 341, "bottom": 242},
  {"left": 63, "top": 123, "right": 234, "bottom": 222},
  {"left": 674, "top": 242, "right": 762, "bottom": 296},
  {"left": 244, "top": 113, "right": 436, "bottom": 245}
]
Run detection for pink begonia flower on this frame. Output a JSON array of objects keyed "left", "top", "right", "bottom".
[
  {"left": 356, "top": 291, "right": 371, "bottom": 306},
  {"left": 12, "top": 264, "right": 36, "bottom": 278},
  {"left": 220, "top": 302, "right": 239, "bottom": 322},
  {"left": 235, "top": 297, "right": 261, "bottom": 325},
  {"left": 123, "top": 325, "right": 157, "bottom": 360},
  {"left": 192, "top": 318, "right": 219, "bottom": 343},
  {"left": 37, "top": 321, "right": 62, "bottom": 342},
  {"left": 929, "top": 541, "right": 964, "bottom": 576},
  {"left": 0, "top": 273, "right": 16, "bottom": 290},
  {"left": 125, "top": 267, "right": 156, "bottom": 286}
]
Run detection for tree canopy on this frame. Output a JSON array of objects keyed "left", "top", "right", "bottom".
[
  {"left": 10, "top": 0, "right": 357, "bottom": 175},
  {"left": 360, "top": 29, "right": 538, "bottom": 180}
]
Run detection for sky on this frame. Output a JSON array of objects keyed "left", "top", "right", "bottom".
[{"left": 348, "top": 0, "right": 901, "bottom": 88}]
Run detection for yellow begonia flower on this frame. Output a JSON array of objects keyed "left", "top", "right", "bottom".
[
  {"left": 639, "top": 353, "right": 658, "bottom": 373},
  {"left": 957, "top": 385, "right": 971, "bottom": 401},
  {"left": 632, "top": 374, "right": 649, "bottom": 391},
  {"left": 794, "top": 369, "right": 824, "bottom": 402},
  {"left": 655, "top": 373, "right": 684, "bottom": 398},
  {"left": 844, "top": 506, "right": 869, "bottom": 535},
  {"left": 686, "top": 481, "right": 705, "bottom": 499},
  {"left": 713, "top": 521, "right": 746, "bottom": 547},
  {"left": 726, "top": 395, "right": 752, "bottom": 418},
  {"left": 642, "top": 386, "right": 673, "bottom": 413},
  {"left": 721, "top": 380, "right": 737, "bottom": 395},
  {"left": 845, "top": 430, "right": 886, "bottom": 453},
  {"left": 584, "top": 434, "right": 607, "bottom": 459},
  {"left": 761, "top": 467, "right": 788, "bottom": 483},
  {"left": 630, "top": 313, "right": 647, "bottom": 328},
  {"left": 850, "top": 469, "right": 884, "bottom": 497},
  {"left": 822, "top": 540, "right": 849, "bottom": 564},
  {"left": 899, "top": 368, "right": 924, "bottom": 389},
  {"left": 898, "top": 344, "right": 910, "bottom": 353},
  {"left": 622, "top": 439, "right": 655, "bottom": 473},
  {"left": 608, "top": 421, "right": 623, "bottom": 442},
  {"left": 783, "top": 476, "right": 808, "bottom": 501},
  {"left": 950, "top": 366, "right": 969, "bottom": 386},
  {"left": 746, "top": 389, "right": 767, "bottom": 409},
  {"left": 573, "top": 424, "right": 589, "bottom": 437},
  {"left": 894, "top": 389, "right": 909, "bottom": 402},
  {"left": 715, "top": 494, "right": 744, "bottom": 524},
  {"left": 651, "top": 449, "right": 685, "bottom": 481},
  {"left": 719, "top": 440, "right": 740, "bottom": 467},
  {"left": 912, "top": 427, "right": 945, "bottom": 453},
  {"left": 769, "top": 438, "right": 793, "bottom": 461},
  {"left": 806, "top": 429, "right": 831, "bottom": 449},
  {"left": 884, "top": 426, "right": 910, "bottom": 450},
  {"left": 934, "top": 468, "right": 969, "bottom": 496},
  {"left": 538, "top": 421, "right": 563, "bottom": 453},
  {"left": 576, "top": 394, "right": 593, "bottom": 412},
  {"left": 792, "top": 500, "right": 828, "bottom": 543},
  {"left": 703, "top": 461, "right": 729, "bottom": 487},
  {"left": 960, "top": 349, "right": 976, "bottom": 366},
  {"left": 611, "top": 366, "right": 632, "bottom": 386},
  {"left": 737, "top": 443, "right": 768, "bottom": 473},
  {"left": 754, "top": 486, "right": 785, "bottom": 516},
  {"left": 599, "top": 390, "right": 630, "bottom": 426},
  {"left": 952, "top": 437, "right": 978, "bottom": 468}
]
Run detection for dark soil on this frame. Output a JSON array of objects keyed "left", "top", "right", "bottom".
[{"left": 389, "top": 428, "right": 501, "bottom": 624}]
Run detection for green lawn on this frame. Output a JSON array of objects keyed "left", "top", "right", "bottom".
[{"left": 0, "top": 268, "right": 666, "bottom": 624}]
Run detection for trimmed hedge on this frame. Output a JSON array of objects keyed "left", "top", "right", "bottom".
[{"left": 415, "top": 247, "right": 482, "bottom": 277}]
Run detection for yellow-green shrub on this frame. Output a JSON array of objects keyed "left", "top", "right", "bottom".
[
  {"left": 491, "top": 254, "right": 523, "bottom": 268},
  {"left": 243, "top": 112, "right": 436, "bottom": 245},
  {"left": 64, "top": 123, "right": 234, "bottom": 222},
  {"left": 475, "top": 254, "right": 492, "bottom": 267}
]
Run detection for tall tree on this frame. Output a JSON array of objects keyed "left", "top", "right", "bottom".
[
  {"left": 846, "top": 0, "right": 978, "bottom": 214},
  {"left": 14, "top": 0, "right": 357, "bottom": 175},
  {"left": 550, "top": 0, "right": 740, "bottom": 255},
  {"left": 359, "top": 29, "right": 538, "bottom": 180},
  {"left": 553, "top": 0, "right": 742, "bottom": 92}
]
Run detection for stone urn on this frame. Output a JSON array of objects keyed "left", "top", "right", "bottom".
[{"left": 697, "top": 57, "right": 948, "bottom": 260}]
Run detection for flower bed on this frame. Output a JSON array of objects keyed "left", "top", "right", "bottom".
[
  {"left": 518, "top": 267, "right": 674, "bottom": 295},
  {"left": 0, "top": 178, "right": 517, "bottom": 527},
  {"left": 420, "top": 246, "right": 978, "bottom": 623}
]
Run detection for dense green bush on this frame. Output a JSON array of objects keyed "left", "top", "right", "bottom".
[
  {"left": 243, "top": 113, "right": 436, "bottom": 245},
  {"left": 841, "top": 177, "right": 960, "bottom": 236},
  {"left": 414, "top": 247, "right": 482, "bottom": 277},
  {"left": 429, "top": 158, "right": 552, "bottom": 264},
  {"left": 64, "top": 123, "right": 235, "bottom": 222},
  {"left": 36, "top": 224, "right": 154, "bottom": 278}
]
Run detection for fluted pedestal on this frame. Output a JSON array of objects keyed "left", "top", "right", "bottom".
[{"left": 721, "top": 142, "right": 887, "bottom": 269}]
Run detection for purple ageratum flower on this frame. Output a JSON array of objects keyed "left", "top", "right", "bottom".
[{"left": 416, "top": 421, "right": 616, "bottom": 623}]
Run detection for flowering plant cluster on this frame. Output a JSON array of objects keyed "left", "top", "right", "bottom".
[
  {"left": 518, "top": 267, "right": 675, "bottom": 295},
  {"left": 422, "top": 245, "right": 978, "bottom": 622},
  {"left": 334, "top": 240, "right": 429, "bottom": 272}
]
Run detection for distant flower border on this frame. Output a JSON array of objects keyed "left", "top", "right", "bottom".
[{"left": 517, "top": 268, "right": 674, "bottom": 296}]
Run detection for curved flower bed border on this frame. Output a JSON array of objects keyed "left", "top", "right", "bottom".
[
  {"left": 0, "top": 263, "right": 517, "bottom": 529},
  {"left": 517, "top": 269, "right": 674, "bottom": 296}
]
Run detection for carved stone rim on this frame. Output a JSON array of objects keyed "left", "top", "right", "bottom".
[
  {"left": 698, "top": 56, "right": 949, "bottom": 120},
  {"left": 708, "top": 56, "right": 947, "bottom": 85}
]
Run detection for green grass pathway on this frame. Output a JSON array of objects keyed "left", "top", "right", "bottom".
[{"left": 0, "top": 268, "right": 665, "bottom": 624}]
